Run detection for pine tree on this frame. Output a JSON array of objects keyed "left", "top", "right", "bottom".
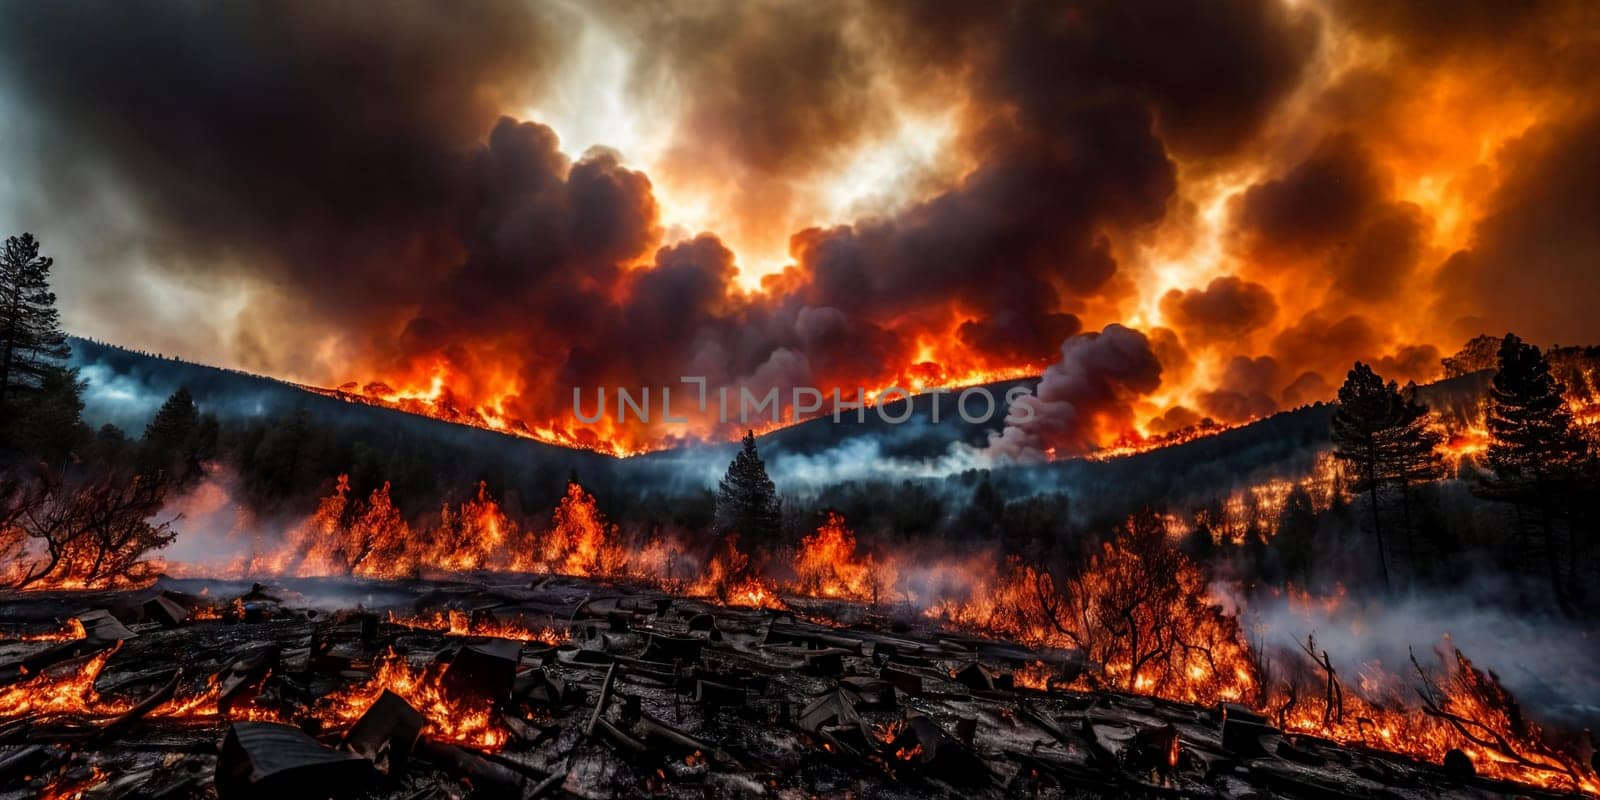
[
  {"left": 140, "top": 387, "right": 206, "bottom": 482},
  {"left": 0, "top": 233, "right": 70, "bottom": 413},
  {"left": 8, "top": 366, "right": 90, "bottom": 464},
  {"left": 1331, "top": 362, "right": 1399, "bottom": 587},
  {"left": 1476, "top": 334, "right": 1588, "bottom": 613},
  {"left": 715, "top": 431, "right": 781, "bottom": 545},
  {"left": 1390, "top": 382, "right": 1445, "bottom": 569},
  {"left": 1330, "top": 363, "right": 1444, "bottom": 587}
]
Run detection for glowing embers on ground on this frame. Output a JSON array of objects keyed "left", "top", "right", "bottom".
[
  {"left": 389, "top": 609, "right": 566, "bottom": 645},
  {"left": 11, "top": 617, "right": 86, "bottom": 642},
  {"left": 0, "top": 643, "right": 280, "bottom": 723},
  {"left": 312, "top": 648, "right": 508, "bottom": 750}
]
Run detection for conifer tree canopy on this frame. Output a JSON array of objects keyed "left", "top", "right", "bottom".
[
  {"left": 715, "top": 431, "right": 781, "bottom": 545},
  {"left": 0, "top": 233, "right": 70, "bottom": 412}
]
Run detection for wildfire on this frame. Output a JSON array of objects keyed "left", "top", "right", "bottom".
[
  {"left": 312, "top": 648, "right": 508, "bottom": 750},
  {"left": 10, "top": 617, "right": 87, "bottom": 642},
  {"left": 254, "top": 477, "right": 660, "bottom": 582},
  {"left": 0, "top": 643, "right": 280, "bottom": 723},
  {"left": 390, "top": 609, "right": 566, "bottom": 645},
  {"left": 1437, "top": 423, "right": 1490, "bottom": 467},
  {"left": 0, "top": 648, "right": 119, "bottom": 718},
  {"left": 685, "top": 535, "right": 786, "bottom": 610},
  {"left": 1087, "top": 418, "right": 1236, "bottom": 461},
  {"left": 788, "top": 512, "right": 899, "bottom": 604},
  {"left": 1270, "top": 643, "right": 1598, "bottom": 793},
  {"left": 308, "top": 354, "right": 1046, "bottom": 460},
  {"left": 37, "top": 765, "right": 108, "bottom": 800},
  {"left": 1013, "top": 660, "right": 1055, "bottom": 691}
]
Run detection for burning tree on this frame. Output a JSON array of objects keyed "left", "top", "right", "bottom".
[
  {"left": 545, "top": 479, "right": 628, "bottom": 577},
  {"left": 789, "top": 511, "right": 898, "bottom": 604},
  {"left": 0, "top": 466, "right": 176, "bottom": 589},
  {"left": 292, "top": 476, "right": 416, "bottom": 578},
  {"left": 1058, "top": 511, "right": 1256, "bottom": 701},
  {"left": 1441, "top": 333, "right": 1503, "bottom": 378}
]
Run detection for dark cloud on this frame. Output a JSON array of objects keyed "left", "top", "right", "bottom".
[
  {"left": 0, "top": 1, "right": 562, "bottom": 350},
  {"left": 1270, "top": 312, "right": 1382, "bottom": 395},
  {"left": 1197, "top": 355, "right": 1282, "bottom": 423},
  {"left": 1233, "top": 134, "right": 1388, "bottom": 259},
  {"left": 620, "top": 2, "right": 889, "bottom": 178},
  {"left": 1160, "top": 276, "right": 1278, "bottom": 344},
  {"left": 924, "top": 0, "right": 1319, "bottom": 159},
  {"left": 1232, "top": 133, "right": 1435, "bottom": 308},
  {"left": 2, "top": 0, "right": 1593, "bottom": 455},
  {"left": 1375, "top": 343, "right": 1442, "bottom": 386},
  {"left": 1435, "top": 111, "right": 1600, "bottom": 348}
]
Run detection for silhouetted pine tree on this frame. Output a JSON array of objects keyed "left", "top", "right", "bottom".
[
  {"left": 1331, "top": 363, "right": 1444, "bottom": 586},
  {"left": 141, "top": 387, "right": 212, "bottom": 483},
  {"left": 8, "top": 365, "right": 89, "bottom": 464},
  {"left": 1391, "top": 382, "right": 1445, "bottom": 569},
  {"left": 715, "top": 431, "right": 780, "bottom": 545},
  {"left": 0, "top": 234, "right": 76, "bottom": 457},
  {"left": 1331, "top": 362, "right": 1400, "bottom": 587},
  {"left": 1475, "top": 334, "right": 1588, "bottom": 613}
]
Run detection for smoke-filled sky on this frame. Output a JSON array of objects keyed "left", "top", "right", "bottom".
[{"left": 1, "top": 0, "right": 1597, "bottom": 454}]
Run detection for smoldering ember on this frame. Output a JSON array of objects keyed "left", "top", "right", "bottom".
[{"left": 2, "top": 2, "right": 1600, "bottom": 800}]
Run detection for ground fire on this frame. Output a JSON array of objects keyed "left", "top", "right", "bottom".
[{"left": 5, "top": 464, "right": 1599, "bottom": 796}]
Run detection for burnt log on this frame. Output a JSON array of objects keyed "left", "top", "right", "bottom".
[
  {"left": 639, "top": 633, "right": 703, "bottom": 663},
  {"left": 880, "top": 664, "right": 924, "bottom": 695},
  {"left": 441, "top": 639, "right": 522, "bottom": 703},
  {"left": 78, "top": 609, "right": 138, "bottom": 642},
  {"left": 415, "top": 738, "right": 527, "bottom": 799},
  {"left": 216, "top": 722, "right": 376, "bottom": 799},
  {"left": 219, "top": 645, "right": 279, "bottom": 715},
  {"left": 883, "top": 714, "right": 991, "bottom": 786},
  {"left": 94, "top": 670, "right": 181, "bottom": 742},
  {"left": 340, "top": 690, "right": 426, "bottom": 776},
  {"left": 839, "top": 676, "right": 896, "bottom": 710},
  {"left": 691, "top": 679, "right": 746, "bottom": 708},
  {"left": 142, "top": 594, "right": 190, "bottom": 628},
  {"left": 1443, "top": 748, "right": 1474, "bottom": 778},
  {"left": 513, "top": 667, "right": 569, "bottom": 709}
]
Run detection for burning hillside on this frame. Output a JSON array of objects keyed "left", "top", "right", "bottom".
[
  {"left": 3, "top": 2, "right": 1600, "bottom": 798},
  {"left": 8, "top": 2, "right": 1600, "bottom": 458}
]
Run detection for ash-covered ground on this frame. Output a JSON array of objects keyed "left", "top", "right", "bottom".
[{"left": 0, "top": 576, "right": 1585, "bottom": 799}]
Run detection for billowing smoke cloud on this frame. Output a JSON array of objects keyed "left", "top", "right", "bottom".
[
  {"left": 988, "top": 325, "right": 1164, "bottom": 460},
  {"left": 1160, "top": 276, "right": 1277, "bottom": 345},
  {"left": 1, "top": 0, "right": 1597, "bottom": 454}
]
